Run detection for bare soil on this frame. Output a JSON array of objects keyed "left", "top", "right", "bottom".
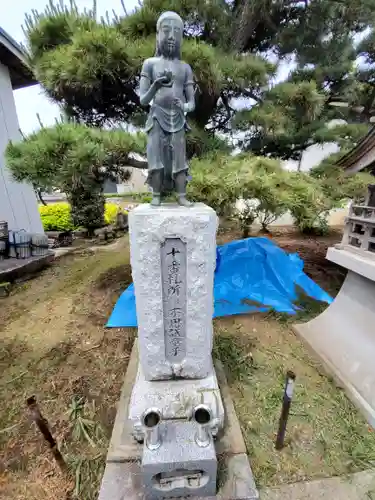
[
  {"left": 1, "top": 228, "right": 373, "bottom": 499},
  {"left": 0, "top": 240, "right": 135, "bottom": 499}
]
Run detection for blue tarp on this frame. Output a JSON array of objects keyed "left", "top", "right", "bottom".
[{"left": 107, "top": 237, "right": 332, "bottom": 327}]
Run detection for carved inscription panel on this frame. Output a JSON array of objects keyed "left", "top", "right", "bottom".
[{"left": 161, "top": 238, "right": 187, "bottom": 362}]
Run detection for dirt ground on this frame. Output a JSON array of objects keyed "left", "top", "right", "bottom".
[
  {"left": 0, "top": 227, "right": 373, "bottom": 499},
  {"left": 0, "top": 240, "right": 135, "bottom": 499}
]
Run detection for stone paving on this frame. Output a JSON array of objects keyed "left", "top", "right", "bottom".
[{"left": 261, "top": 470, "right": 375, "bottom": 500}]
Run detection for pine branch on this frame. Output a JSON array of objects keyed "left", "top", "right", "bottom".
[
  {"left": 127, "top": 157, "right": 148, "bottom": 169},
  {"left": 242, "top": 89, "right": 263, "bottom": 103}
]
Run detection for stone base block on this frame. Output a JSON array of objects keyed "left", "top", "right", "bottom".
[
  {"left": 99, "top": 452, "right": 258, "bottom": 500},
  {"left": 129, "top": 203, "right": 218, "bottom": 381},
  {"left": 142, "top": 420, "right": 217, "bottom": 499},
  {"left": 129, "top": 351, "right": 225, "bottom": 442},
  {"left": 0, "top": 252, "right": 54, "bottom": 283},
  {"left": 100, "top": 341, "right": 259, "bottom": 500}
]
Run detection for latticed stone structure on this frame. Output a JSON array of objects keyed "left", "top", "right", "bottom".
[{"left": 340, "top": 186, "right": 375, "bottom": 254}]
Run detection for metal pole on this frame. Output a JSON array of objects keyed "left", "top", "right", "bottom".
[
  {"left": 275, "top": 370, "right": 296, "bottom": 450},
  {"left": 193, "top": 404, "right": 212, "bottom": 448},
  {"left": 142, "top": 408, "right": 162, "bottom": 451}
]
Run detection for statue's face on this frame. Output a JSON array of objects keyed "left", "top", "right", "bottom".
[{"left": 157, "top": 18, "right": 183, "bottom": 58}]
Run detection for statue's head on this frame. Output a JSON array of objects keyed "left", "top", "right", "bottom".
[{"left": 156, "top": 11, "right": 184, "bottom": 59}]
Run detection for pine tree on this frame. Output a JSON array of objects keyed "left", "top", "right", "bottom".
[
  {"left": 7, "top": 0, "right": 375, "bottom": 231},
  {"left": 21, "top": 0, "right": 375, "bottom": 159}
]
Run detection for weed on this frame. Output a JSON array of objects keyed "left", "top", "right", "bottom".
[
  {"left": 213, "top": 330, "right": 256, "bottom": 383},
  {"left": 67, "top": 453, "right": 105, "bottom": 500},
  {"left": 68, "top": 397, "right": 101, "bottom": 448},
  {"left": 267, "top": 291, "right": 328, "bottom": 325}
]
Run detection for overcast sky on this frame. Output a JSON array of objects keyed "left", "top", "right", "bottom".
[{"left": 3, "top": 0, "right": 139, "bottom": 135}]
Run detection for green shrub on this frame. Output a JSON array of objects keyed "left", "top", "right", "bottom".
[
  {"left": 188, "top": 154, "right": 291, "bottom": 226},
  {"left": 39, "top": 202, "right": 124, "bottom": 231},
  {"left": 39, "top": 202, "right": 73, "bottom": 231},
  {"left": 292, "top": 154, "right": 373, "bottom": 234},
  {"left": 104, "top": 202, "right": 120, "bottom": 224},
  {"left": 187, "top": 154, "right": 239, "bottom": 216},
  {"left": 6, "top": 123, "right": 145, "bottom": 233},
  {"left": 133, "top": 192, "right": 153, "bottom": 204}
]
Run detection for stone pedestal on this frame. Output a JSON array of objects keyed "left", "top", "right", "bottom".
[
  {"left": 129, "top": 203, "right": 217, "bottom": 381},
  {"left": 294, "top": 246, "right": 375, "bottom": 427},
  {"left": 99, "top": 342, "right": 259, "bottom": 500},
  {"left": 98, "top": 203, "right": 259, "bottom": 499},
  {"left": 128, "top": 352, "right": 225, "bottom": 442}
]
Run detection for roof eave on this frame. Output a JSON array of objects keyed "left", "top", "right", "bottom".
[
  {"left": 0, "top": 27, "right": 37, "bottom": 90},
  {"left": 337, "top": 126, "right": 375, "bottom": 173}
]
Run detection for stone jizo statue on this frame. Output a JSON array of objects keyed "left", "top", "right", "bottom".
[{"left": 139, "top": 11, "right": 195, "bottom": 207}]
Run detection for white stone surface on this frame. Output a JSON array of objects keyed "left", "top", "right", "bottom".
[
  {"left": 141, "top": 420, "right": 217, "bottom": 499},
  {"left": 99, "top": 454, "right": 259, "bottom": 500},
  {"left": 294, "top": 248, "right": 375, "bottom": 428},
  {"left": 129, "top": 203, "right": 218, "bottom": 381},
  {"left": 129, "top": 356, "right": 225, "bottom": 442},
  {"left": 328, "top": 247, "right": 375, "bottom": 281},
  {"left": 100, "top": 341, "right": 258, "bottom": 500}
]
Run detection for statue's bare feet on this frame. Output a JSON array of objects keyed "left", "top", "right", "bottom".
[
  {"left": 150, "top": 195, "right": 161, "bottom": 207},
  {"left": 178, "top": 195, "right": 193, "bottom": 208}
]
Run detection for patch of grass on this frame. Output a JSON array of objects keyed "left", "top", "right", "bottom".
[
  {"left": 64, "top": 397, "right": 107, "bottom": 499},
  {"left": 215, "top": 314, "right": 375, "bottom": 487},
  {"left": 67, "top": 454, "right": 105, "bottom": 500},
  {"left": 214, "top": 330, "right": 256, "bottom": 383},
  {"left": 0, "top": 238, "right": 135, "bottom": 499},
  {"left": 68, "top": 397, "right": 104, "bottom": 448},
  {"left": 105, "top": 192, "right": 141, "bottom": 199},
  {"left": 267, "top": 293, "right": 329, "bottom": 325}
]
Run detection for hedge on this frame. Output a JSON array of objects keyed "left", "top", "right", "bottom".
[{"left": 39, "top": 202, "right": 125, "bottom": 231}]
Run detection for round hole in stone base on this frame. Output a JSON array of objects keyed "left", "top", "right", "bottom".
[
  {"left": 193, "top": 405, "right": 211, "bottom": 425},
  {"left": 142, "top": 409, "right": 161, "bottom": 428}
]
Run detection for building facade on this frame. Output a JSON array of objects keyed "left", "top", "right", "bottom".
[
  {"left": 0, "top": 27, "right": 43, "bottom": 233},
  {"left": 103, "top": 167, "right": 149, "bottom": 195}
]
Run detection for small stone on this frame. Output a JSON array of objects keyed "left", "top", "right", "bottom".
[
  {"left": 73, "top": 228, "right": 88, "bottom": 238},
  {"left": 94, "top": 227, "right": 107, "bottom": 237},
  {"left": 0, "top": 282, "right": 11, "bottom": 298}
]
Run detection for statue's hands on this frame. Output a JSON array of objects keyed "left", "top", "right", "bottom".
[
  {"left": 154, "top": 71, "right": 173, "bottom": 89},
  {"left": 163, "top": 70, "right": 173, "bottom": 86},
  {"left": 173, "top": 98, "right": 185, "bottom": 111},
  {"left": 154, "top": 75, "right": 170, "bottom": 89}
]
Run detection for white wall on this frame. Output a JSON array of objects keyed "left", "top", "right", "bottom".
[
  {"left": 117, "top": 168, "right": 149, "bottom": 194},
  {"left": 0, "top": 62, "right": 43, "bottom": 233},
  {"left": 283, "top": 142, "right": 340, "bottom": 172}
]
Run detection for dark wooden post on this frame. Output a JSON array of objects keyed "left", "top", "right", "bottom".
[
  {"left": 27, "top": 396, "right": 66, "bottom": 470},
  {"left": 275, "top": 370, "right": 296, "bottom": 450}
]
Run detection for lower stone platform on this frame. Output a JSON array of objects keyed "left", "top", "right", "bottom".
[
  {"left": 0, "top": 252, "right": 54, "bottom": 283},
  {"left": 99, "top": 341, "right": 259, "bottom": 500}
]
